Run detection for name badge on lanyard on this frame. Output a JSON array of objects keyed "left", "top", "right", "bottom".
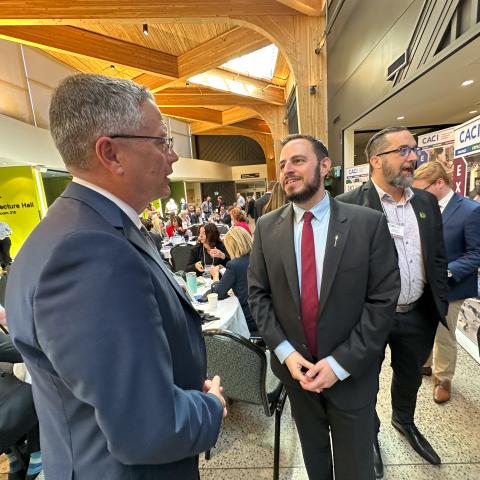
[{"left": 387, "top": 222, "right": 405, "bottom": 238}]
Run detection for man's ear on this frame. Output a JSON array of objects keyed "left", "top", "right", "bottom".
[
  {"left": 369, "top": 155, "right": 381, "bottom": 171},
  {"left": 320, "top": 156, "right": 332, "bottom": 175},
  {"left": 95, "top": 137, "right": 124, "bottom": 175}
]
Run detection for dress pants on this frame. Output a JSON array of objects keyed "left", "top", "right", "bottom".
[
  {"left": 424, "top": 299, "right": 463, "bottom": 382},
  {"left": 285, "top": 382, "right": 375, "bottom": 480},
  {"left": 375, "top": 298, "right": 438, "bottom": 431}
]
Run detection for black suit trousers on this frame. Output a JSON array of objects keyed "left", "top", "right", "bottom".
[
  {"left": 285, "top": 382, "right": 375, "bottom": 480},
  {"left": 376, "top": 296, "right": 438, "bottom": 431}
]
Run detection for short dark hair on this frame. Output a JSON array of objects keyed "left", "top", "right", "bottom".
[
  {"left": 281, "top": 134, "right": 329, "bottom": 162},
  {"left": 365, "top": 126, "right": 409, "bottom": 172}
]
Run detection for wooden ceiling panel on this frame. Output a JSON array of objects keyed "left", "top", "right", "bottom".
[
  {"left": 0, "top": 1, "right": 298, "bottom": 24},
  {"left": 46, "top": 51, "right": 144, "bottom": 79},
  {"left": 80, "top": 23, "right": 233, "bottom": 56}
]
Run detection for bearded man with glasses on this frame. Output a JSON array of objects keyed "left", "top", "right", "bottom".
[{"left": 337, "top": 126, "right": 448, "bottom": 479}]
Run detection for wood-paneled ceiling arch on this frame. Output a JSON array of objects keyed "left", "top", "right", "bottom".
[{"left": 0, "top": 0, "right": 326, "bottom": 177}]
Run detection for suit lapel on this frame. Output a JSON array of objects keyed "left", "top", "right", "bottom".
[
  {"left": 276, "top": 204, "right": 301, "bottom": 312},
  {"left": 318, "top": 198, "right": 350, "bottom": 317},
  {"left": 363, "top": 180, "right": 383, "bottom": 212},
  {"left": 442, "top": 193, "right": 461, "bottom": 225}
]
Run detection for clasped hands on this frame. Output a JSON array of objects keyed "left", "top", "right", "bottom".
[{"left": 284, "top": 351, "right": 338, "bottom": 393}]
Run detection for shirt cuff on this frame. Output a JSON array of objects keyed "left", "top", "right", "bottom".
[
  {"left": 274, "top": 340, "right": 296, "bottom": 364},
  {"left": 326, "top": 356, "right": 350, "bottom": 381}
]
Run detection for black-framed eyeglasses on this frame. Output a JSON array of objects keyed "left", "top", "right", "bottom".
[
  {"left": 110, "top": 134, "right": 174, "bottom": 151},
  {"left": 377, "top": 146, "right": 423, "bottom": 158},
  {"left": 422, "top": 181, "right": 436, "bottom": 191}
]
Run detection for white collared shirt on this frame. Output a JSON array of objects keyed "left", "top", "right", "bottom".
[
  {"left": 372, "top": 180, "right": 425, "bottom": 305},
  {"left": 72, "top": 177, "right": 142, "bottom": 229},
  {"left": 438, "top": 189, "right": 454, "bottom": 213}
]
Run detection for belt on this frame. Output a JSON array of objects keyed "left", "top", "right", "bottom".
[{"left": 396, "top": 300, "right": 419, "bottom": 314}]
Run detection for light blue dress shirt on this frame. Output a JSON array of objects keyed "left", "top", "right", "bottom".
[{"left": 274, "top": 193, "right": 350, "bottom": 381}]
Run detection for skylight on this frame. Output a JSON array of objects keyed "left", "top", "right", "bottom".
[{"left": 220, "top": 44, "right": 279, "bottom": 80}]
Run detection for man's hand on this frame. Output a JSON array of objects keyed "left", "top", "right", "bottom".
[
  {"left": 300, "top": 358, "right": 339, "bottom": 393},
  {"left": 204, "top": 375, "right": 227, "bottom": 417},
  {"left": 284, "top": 351, "right": 315, "bottom": 382},
  {"left": 209, "top": 265, "right": 220, "bottom": 282}
]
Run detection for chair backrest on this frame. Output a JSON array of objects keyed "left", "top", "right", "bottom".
[
  {"left": 203, "top": 329, "right": 269, "bottom": 411},
  {"left": 170, "top": 244, "right": 194, "bottom": 273},
  {"left": 215, "top": 224, "right": 229, "bottom": 235},
  {"left": 0, "top": 274, "right": 7, "bottom": 306}
]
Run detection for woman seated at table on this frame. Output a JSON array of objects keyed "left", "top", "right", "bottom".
[
  {"left": 209, "top": 227, "right": 258, "bottom": 336},
  {"left": 186, "top": 223, "right": 229, "bottom": 276},
  {"left": 165, "top": 214, "right": 185, "bottom": 238},
  {"left": 229, "top": 207, "right": 252, "bottom": 235}
]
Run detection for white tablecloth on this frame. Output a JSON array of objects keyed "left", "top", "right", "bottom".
[{"left": 195, "top": 286, "right": 250, "bottom": 338}]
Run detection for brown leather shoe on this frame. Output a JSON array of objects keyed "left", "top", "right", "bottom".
[
  {"left": 434, "top": 379, "right": 451, "bottom": 404},
  {"left": 422, "top": 366, "right": 432, "bottom": 376}
]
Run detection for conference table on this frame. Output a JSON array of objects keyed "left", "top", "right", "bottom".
[{"left": 194, "top": 283, "right": 250, "bottom": 338}]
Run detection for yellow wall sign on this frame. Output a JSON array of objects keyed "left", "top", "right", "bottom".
[{"left": 0, "top": 166, "right": 47, "bottom": 258}]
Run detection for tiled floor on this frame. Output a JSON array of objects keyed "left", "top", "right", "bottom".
[
  {"left": 199, "top": 346, "right": 480, "bottom": 479},
  {"left": 1, "top": 346, "right": 478, "bottom": 479}
]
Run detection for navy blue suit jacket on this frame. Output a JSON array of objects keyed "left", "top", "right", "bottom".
[
  {"left": 6, "top": 183, "right": 223, "bottom": 479},
  {"left": 443, "top": 193, "right": 480, "bottom": 301}
]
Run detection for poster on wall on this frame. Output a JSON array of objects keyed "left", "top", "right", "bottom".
[
  {"left": 417, "top": 127, "right": 455, "bottom": 173},
  {"left": 454, "top": 115, "right": 480, "bottom": 201},
  {"left": 0, "top": 166, "right": 47, "bottom": 258},
  {"left": 344, "top": 164, "right": 369, "bottom": 192},
  {"left": 453, "top": 115, "right": 480, "bottom": 362}
]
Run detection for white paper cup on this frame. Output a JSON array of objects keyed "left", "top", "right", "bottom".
[{"left": 207, "top": 293, "right": 218, "bottom": 311}]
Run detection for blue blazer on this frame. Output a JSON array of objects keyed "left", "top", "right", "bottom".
[
  {"left": 6, "top": 183, "right": 223, "bottom": 479},
  {"left": 443, "top": 193, "right": 480, "bottom": 301}
]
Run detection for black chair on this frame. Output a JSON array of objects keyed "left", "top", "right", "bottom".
[
  {"left": 170, "top": 244, "right": 194, "bottom": 273},
  {"left": 203, "top": 329, "right": 287, "bottom": 480}
]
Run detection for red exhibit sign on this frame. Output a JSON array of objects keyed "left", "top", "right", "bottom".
[{"left": 452, "top": 157, "right": 467, "bottom": 195}]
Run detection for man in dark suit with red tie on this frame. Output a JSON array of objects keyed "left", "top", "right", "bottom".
[{"left": 248, "top": 134, "right": 400, "bottom": 480}]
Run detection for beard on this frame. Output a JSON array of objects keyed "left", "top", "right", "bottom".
[
  {"left": 382, "top": 159, "right": 413, "bottom": 189},
  {"left": 285, "top": 162, "right": 321, "bottom": 203}
]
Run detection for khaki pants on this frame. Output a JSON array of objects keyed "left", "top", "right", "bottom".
[{"left": 425, "top": 299, "right": 463, "bottom": 382}]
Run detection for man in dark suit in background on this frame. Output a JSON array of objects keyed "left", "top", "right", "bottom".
[
  {"left": 6, "top": 74, "right": 225, "bottom": 480},
  {"left": 254, "top": 181, "right": 275, "bottom": 221},
  {"left": 414, "top": 161, "right": 480, "bottom": 403},
  {"left": 338, "top": 126, "right": 448, "bottom": 477},
  {"left": 249, "top": 134, "right": 400, "bottom": 480}
]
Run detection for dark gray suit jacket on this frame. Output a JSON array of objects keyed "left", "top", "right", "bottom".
[
  {"left": 6, "top": 183, "right": 223, "bottom": 479},
  {"left": 248, "top": 196, "right": 400, "bottom": 410},
  {"left": 337, "top": 180, "right": 448, "bottom": 326}
]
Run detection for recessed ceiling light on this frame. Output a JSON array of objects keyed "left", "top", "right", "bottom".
[
  {"left": 462, "top": 80, "right": 474, "bottom": 86},
  {"left": 469, "top": 110, "right": 478, "bottom": 114},
  {"left": 397, "top": 116, "right": 405, "bottom": 120}
]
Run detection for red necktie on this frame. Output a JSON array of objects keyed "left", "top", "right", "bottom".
[{"left": 301, "top": 211, "right": 318, "bottom": 358}]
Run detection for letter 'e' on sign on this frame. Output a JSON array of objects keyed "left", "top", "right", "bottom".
[{"left": 453, "top": 158, "right": 467, "bottom": 195}]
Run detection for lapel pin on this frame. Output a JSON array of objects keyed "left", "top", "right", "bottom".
[
  {"left": 334, "top": 234, "right": 339, "bottom": 247},
  {"left": 419, "top": 212, "right": 427, "bottom": 219}
]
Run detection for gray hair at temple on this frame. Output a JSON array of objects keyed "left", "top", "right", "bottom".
[
  {"left": 49, "top": 73, "right": 154, "bottom": 170},
  {"left": 365, "top": 126, "right": 409, "bottom": 172}
]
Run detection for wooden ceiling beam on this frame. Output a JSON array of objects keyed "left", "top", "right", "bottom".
[
  {"left": 0, "top": 1, "right": 298, "bottom": 25},
  {"left": 177, "top": 27, "right": 270, "bottom": 79},
  {"left": 0, "top": 25, "right": 178, "bottom": 78},
  {"left": 155, "top": 92, "right": 267, "bottom": 106},
  {"left": 190, "top": 122, "right": 222, "bottom": 134},
  {"left": 188, "top": 69, "right": 285, "bottom": 105},
  {"left": 232, "top": 118, "right": 271, "bottom": 134},
  {"left": 221, "top": 107, "right": 258, "bottom": 126},
  {"left": 275, "top": 0, "right": 324, "bottom": 16},
  {"left": 160, "top": 107, "right": 223, "bottom": 124},
  {"left": 195, "top": 125, "right": 271, "bottom": 136}
]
